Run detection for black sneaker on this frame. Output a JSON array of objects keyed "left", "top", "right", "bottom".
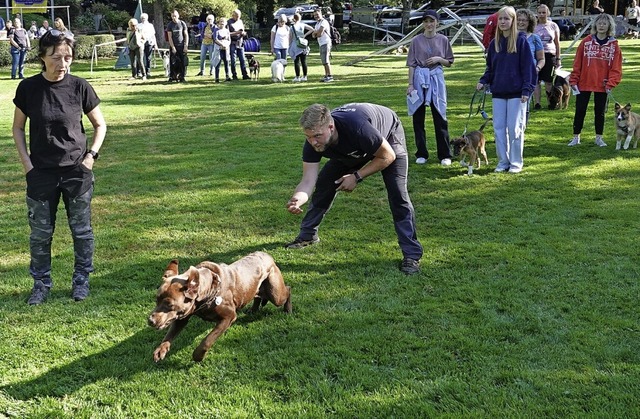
[
  {"left": 232, "top": 75, "right": 239, "bottom": 80},
  {"left": 284, "top": 236, "right": 320, "bottom": 249},
  {"left": 400, "top": 258, "right": 420, "bottom": 275},
  {"left": 242, "top": 74, "right": 251, "bottom": 80},
  {"left": 72, "top": 280, "right": 90, "bottom": 301},
  {"left": 28, "top": 280, "right": 50, "bottom": 305}
]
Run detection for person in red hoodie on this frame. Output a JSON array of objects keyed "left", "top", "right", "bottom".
[
  {"left": 482, "top": 12, "right": 499, "bottom": 51},
  {"left": 568, "top": 13, "right": 622, "bottom": 147}
]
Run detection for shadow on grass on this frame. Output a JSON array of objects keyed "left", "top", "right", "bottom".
[{"left": 3, "top": 243, "right": 379, "bottom": 401}]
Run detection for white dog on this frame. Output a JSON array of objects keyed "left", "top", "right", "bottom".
[
  {"left": 270, "top": 59, "right": 287, "bottom": 83},
  {"left": 162, "top": 51, "right": 170, "bottom": 78}
]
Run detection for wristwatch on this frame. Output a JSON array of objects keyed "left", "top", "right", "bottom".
[
  {"left": 353, "top": 171, "right": 363, "bottom": 183},
  {"left": 86, "top": 150, "right": 99, "bottom": 160}
]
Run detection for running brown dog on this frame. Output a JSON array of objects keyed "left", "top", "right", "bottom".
[
  {"left": 148, "top": 251, "right": 292, "bottom": 362},
  {"left": 450, "top": 119, "right": 490, "bottom": 175}
]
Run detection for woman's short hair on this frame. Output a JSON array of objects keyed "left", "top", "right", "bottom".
[
  {"left": 38, "top": 30, "right": 75, "bottom": 71},
  {"left": 516, "top": 8, "right": 537, "bottom": 33},
  {"left": 591, "top": 13, "right": 615, "bottom": 36}
]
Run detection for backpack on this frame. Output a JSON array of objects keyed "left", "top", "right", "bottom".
[{"left": 330, "top": 25, "right": 341, "bottom": 46}]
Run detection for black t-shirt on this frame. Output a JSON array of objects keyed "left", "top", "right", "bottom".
[
  {"left": 302, "top": 103, "right": 402, "bottom": 166},
  {"left": 166, "top": 20, "right": 187, "bottom": 46},
  {"left": 12, "top": 28, "right": 28, "bottom": 48},
  {"left": 13, "top": 73, "right": 101, "bottom": 170}
]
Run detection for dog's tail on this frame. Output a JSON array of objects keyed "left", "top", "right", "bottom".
[{"left": 478, "top": 118, "right": 492, "bottom": 132}]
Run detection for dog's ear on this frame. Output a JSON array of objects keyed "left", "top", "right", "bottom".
[
  {"left": 184, "top": 267, "right": 200, "bottom": 300},
  {"left": 211, "top": 272, "right": 221, "bottom": 289},
  {"left": 625, "top": 103, "right": 632, "bottom": 112},
  {"left": 615, "top": 102, "right": 622, "bottom": 111},
  {"left": 163, "top": 259, "right": 179, "bottom": 279}
]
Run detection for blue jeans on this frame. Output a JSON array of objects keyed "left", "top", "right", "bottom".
[
  {"left": 492, "top": 97, "right": 527, "bottom": 171},
  {"left": 229, "top": 42, "right": 248, "bottom": 78},
  {"left": 274, "top": 48, "right": 287, "bottom": 60},
  {"left": 200, "top": 43, "right": 215, "bottom": 74},
  {"left": 11, "top": 46, "right": 27, "bottom": 78}
]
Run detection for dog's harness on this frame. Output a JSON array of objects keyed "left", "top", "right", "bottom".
[{"left": 463, "top": 89, "right": 489, "bottom": 136}]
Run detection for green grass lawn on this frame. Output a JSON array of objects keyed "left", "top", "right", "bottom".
[{"left": 1, "top": 40, "right": 639, "bottom": 417}]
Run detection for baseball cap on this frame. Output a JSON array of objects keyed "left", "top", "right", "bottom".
[{"left": 422, "top": 10, "right": 439, "bottom": 21}]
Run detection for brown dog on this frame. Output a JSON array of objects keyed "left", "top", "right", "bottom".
[
  {"left": 148, "top": 251, "right": 291, "bottom": 362},
  {"left": 547, "top": 75, "right": 571, "bottom": 110},
  {"left": 450, "top": 119, "right": 490, "bottom": 175},
  {"left": 614, "top": 102, "right": 640, "bottom": 150},
  {"left": 246, "top": 54, "right": 260, "bottom": 81}
]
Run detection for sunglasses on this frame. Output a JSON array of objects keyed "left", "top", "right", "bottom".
[{"left": 44, "top": 29, "right": 75, "bottom": 40}]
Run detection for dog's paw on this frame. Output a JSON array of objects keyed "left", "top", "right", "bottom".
[
  {"left": 192, "top": 347, "right": 207, "bottom": 362},
  {"left": 459, "top": 161, "right": 468, "bottom": 167},
  {"left": 153, "top": 342, "right": 171, "bottom": 362}
]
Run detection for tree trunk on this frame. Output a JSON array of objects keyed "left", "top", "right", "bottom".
[{"left": 153, "top": 0, "right": 165, "bottom": 48}]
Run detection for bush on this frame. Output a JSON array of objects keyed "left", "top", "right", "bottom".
[{"left": 0, "top": 34, "right": 117, "bottom": 66}]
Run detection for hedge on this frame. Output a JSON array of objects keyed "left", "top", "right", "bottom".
[{"left": 0, "top": 34, "right": 117, "bottom": 67}]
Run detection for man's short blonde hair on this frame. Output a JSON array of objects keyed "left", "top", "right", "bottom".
[{"left": 299, "top": 104, "right": 333, "bottom": 130}]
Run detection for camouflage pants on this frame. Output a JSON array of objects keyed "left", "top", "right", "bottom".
[{"left": 26, "top": 166, "right": 95, "bottom": 286}]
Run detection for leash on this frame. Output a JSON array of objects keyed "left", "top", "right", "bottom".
[
  {"left": 604, "top": 79, "right": 618, "bottom": 112},
  {"left": 463, "top": 89, "right": 489, "bottom": 135}
]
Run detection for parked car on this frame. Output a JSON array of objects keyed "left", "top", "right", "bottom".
[
  {"left": 273, "top": 6, "right": 301, "bottom": 23},
  {"left": 377, "top": 7, "right": 403, "bottom": 28},
  {"left": 299, "top": 6, "right": 335, "bottom": 26},
  {"left": 300, "top": 9, "right": 317, "bottom": 26}
]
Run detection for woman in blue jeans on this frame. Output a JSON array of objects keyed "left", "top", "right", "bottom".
[
  {"left": 270, "top": 14, "right": 290, "bottom": 60},
  {"left": 10, "top": 18, "right": 31, "bottom": 79},
  {"left": 197, "top": 14, "right": 217, "bottom": 76}
]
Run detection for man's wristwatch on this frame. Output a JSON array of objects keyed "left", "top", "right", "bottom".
[
  {"left": 86, "top": 150, "right": 99, "bottom": 160},
  {"left": 353, "top": 171, "right": 363, "bottom": 183}
]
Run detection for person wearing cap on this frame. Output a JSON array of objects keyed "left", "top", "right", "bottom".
[{"left": 406, "top": 10, "right": 454, "bottom": 166}]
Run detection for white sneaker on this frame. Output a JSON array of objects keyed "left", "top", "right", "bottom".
[
  {"left": 416, "top": 157, "right": 427, "bottom": 164},
  {"left": 301, "top": 76, "right": 307, "bottom": 82},
  {"left": 293, "top": 77, "right": 300, "bottom": 82},
  {"left": 595, "top": 136, "right": 607, "bottom": 147},
  {"left": 508, "top": 167, "right": 522, "bottom": 174},
  {"left": 568, "top": 136, "right": 580, "bottom": 146},
  {"left": 440, "top": 158, "right": 452, "bottom": 166}
]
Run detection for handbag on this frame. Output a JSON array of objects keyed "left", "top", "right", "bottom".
[{"left": 291, "top": 25, "right": 308, "bottom": 49}]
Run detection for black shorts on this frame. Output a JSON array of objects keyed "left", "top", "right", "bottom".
[{"left": 539, "top": 53, "right": 556, "bottom": 83}]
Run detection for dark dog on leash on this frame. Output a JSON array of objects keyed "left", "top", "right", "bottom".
[
  {"left": 450, "top": 119, "right": 490, "bottom": 175},
  {"left": 547, "top": 75, "right": 571, "bottom": 110},
  {"left": 246, "top": 54, "right": 260, "bottom": 81},
  {"left": 148, "top": 251, "right": 292, "bottom": 362}
]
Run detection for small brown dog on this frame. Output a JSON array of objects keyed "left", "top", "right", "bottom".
[
  {"left": 246, "top": 54, "right": 260, "bottom": 81},
  {"left": 148, "top": 251, "right": 291, "bottom": 362},
  {"left": 547, "top": 75, "right": 571, "bottom": 110},
  {"left": 615, "top": 102, "right": 640, "bottom": 150},
  {"left": 450, "top": 119, "right": 490, "bottom": 175}
]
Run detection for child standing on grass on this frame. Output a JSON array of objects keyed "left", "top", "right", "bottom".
[
  {"left": 568, "top": 13, "right": 622, "bottom": 147},
  {"left": 477, "top": 6, "right": 536, "bottom": 174}
]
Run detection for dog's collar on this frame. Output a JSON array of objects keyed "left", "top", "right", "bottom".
[{"left": 620, "top": 125, "right": 629, "bottom": 133}]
